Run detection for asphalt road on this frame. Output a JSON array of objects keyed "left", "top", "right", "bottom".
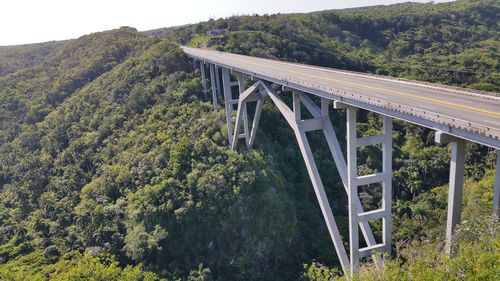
[{"left": 183, "top": 47, "right": 500, "bottom": 144}]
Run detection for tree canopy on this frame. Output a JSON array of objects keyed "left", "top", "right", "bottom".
[{"left": 0, "top": 1, "right": 498, "bottom": 280}]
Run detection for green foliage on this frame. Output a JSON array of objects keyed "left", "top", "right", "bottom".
[
  {"left": 462, "top": 169, "right": 498, "bottom": 219},
  {"left": 361, "top": 216, "right": 500, "bottom": 281},
  {"left": 155, "top": 0, "right": 500, "bottom": 92},
  {"left": 0, "top": 41, "right": 63, "bottom": 76},
  {"left": 0, "top": 251, "right": 163, "bottom": 281},
  {"left": 301, "top": 261, "right": 341, "bottom": 281},
  {"left": 301, "top": 216, "right": 500, "bottom": 281},
  {"left": 188, "top": 264, "right": 213, "bottom": 281},
  {"left": 0, "top": 28, "right": 299, "bottom": 280},
  {"left": 0, "top": 1, "right": 498, "bottom": 280}
]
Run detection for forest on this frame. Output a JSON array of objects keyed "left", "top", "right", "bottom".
[{"left": 0, "top": 0, "right": 498, "bottom": 280}]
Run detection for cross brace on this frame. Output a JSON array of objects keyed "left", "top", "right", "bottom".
[
  {"left": 346, "top": 106, "right": 392, "bottom": 274},
  {"left": 229, "top": 80, "right": 392, "bottom": 277},
  {"left": 205, "top": 65, "right": 500, "bottom": 277},
  {"left": 221, "top": 69, "right": 251, "bottom": 147}
]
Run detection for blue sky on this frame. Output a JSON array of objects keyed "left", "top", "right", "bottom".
[{"left": 1, "top": 0, "right": 454, "bottom": 46}]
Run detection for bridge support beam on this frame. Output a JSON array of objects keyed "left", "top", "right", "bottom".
[
  {"left": 215, "top": 66, "right": 221, "bottom": 100},
  {"left": 343, "top": 104, "right": 393, "bottom": 275},
  {"left": 200, "top": 61, "right": 208, "bottom": 92},
  {"left": 231, "top": 82, "right": 394, "bottom": 277},
  {"left": 311, "top": 99, "right": 384, "bottom": 270},
  {"left": 248, "top": 94, "right": 265, "bottom": 149},
  {"left": 435, "top": 131, "right": 466, "bottom": 255},
  {"left": 221, "top": 69, "right": 250, "bottom": 147},
  {"left": 250, "top": 84, "right": 352, "bottom": 273},
  {"left": 237, "top": 73, "right": 250, "bottom": 147},
  {"left": 209, "top": 64, "right": 218, "bottom": 111},
  {"left": 280, "top": 88, "right": 351, "bottom": 274},
  {"left": 232, "top": 81, "right": 265, "bottom": 149},
  {"left": 493, "top": 150, "right": 500, "bottom": 218},
  {"left": 221, "top": 68, "right": 234, "bottom": 146},
  {"left": 346, "top": 106, "right": 359, "bottom": 275}
]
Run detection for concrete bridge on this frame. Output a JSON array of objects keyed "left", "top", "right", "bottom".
[{"left": 183, "top": 46, "right": 500, "bottom": 277}]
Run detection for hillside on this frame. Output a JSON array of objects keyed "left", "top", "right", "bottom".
[
  {"left": 149, "top": 0, "right": 499, "bottom": 92},
  {"left": 0, "top": 41, "right": 64, "bottom": 76},
  {"left": 0, "top": 1, "right": 499, "bottom": 280}
]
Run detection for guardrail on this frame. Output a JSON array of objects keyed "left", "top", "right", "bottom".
[{"left": 184, "top": 48, "right": 500, "bottom": 148}]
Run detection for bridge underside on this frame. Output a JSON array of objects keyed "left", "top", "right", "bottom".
[{"left": 195, "top": 59, "right": 500, "bottom": 278}]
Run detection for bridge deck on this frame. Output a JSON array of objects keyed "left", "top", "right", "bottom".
[{"left": 183, "top": 47, "right": 500, "bottom": 148}]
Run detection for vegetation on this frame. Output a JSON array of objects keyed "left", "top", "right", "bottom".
[
  {"left": 0, "top": 41, "right": 64, "bottom": 76},
  {"left": 303, "top": 171, "right": 500, "bottom": 280},
  {"left": 303, "top": 216, "right": 500, "bottom": 281},
  {"left": 0, "top": 0, "right": 498, "bottom": 280},
  {"left": 0, "top": 251, "right": 162, "bottom": 281},
  {"left": 149, "top": 0, "right": 500, "bottom": 92}
]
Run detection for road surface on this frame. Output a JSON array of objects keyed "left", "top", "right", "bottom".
[{"left": 183, "top": 47, "right": 500, "bottom": 148}]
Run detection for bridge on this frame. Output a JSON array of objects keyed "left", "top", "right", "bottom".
[{"left": 182, "top": 46, "right": 500, "bottom": 277}]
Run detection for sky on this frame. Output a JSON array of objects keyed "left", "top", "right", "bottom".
[{"left": 1, "top": 0, "right": 454, "bottom": 46}]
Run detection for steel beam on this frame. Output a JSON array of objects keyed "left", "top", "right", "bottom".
[
  {"left": 493, "top": 150, "right": 500, "bottom": 218},
  {"left": 293, "top": 90, "right": 301, "bottom": 121}
]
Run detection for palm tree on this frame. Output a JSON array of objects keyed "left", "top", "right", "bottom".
[{"left": 187, "top": 263, "right": 213, "bottom": 281}]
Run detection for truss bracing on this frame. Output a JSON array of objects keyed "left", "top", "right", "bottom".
[
  {"left": 229, "top": 80, "right": 393, "bottom": 277},
  {"left": 193, "top": 59, "right": 500, "bottom": 278}
]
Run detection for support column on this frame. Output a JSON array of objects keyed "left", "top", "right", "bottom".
[
  {"left": 446, "top": 139, "right": 466, "bottom": 255},
  {"left": 209, "top": 64, "right": 218, "bottom": 111},
  {"left": 264, "top": 84, "right": 350, "bottom": 274},
  {"left": 248, "top": 93, "right": 265, "bottom": 149},
  {"left": 335, "top": 101, "right": 392, "bottom": 275},
  {"left": 200, "top": 61, "right": 207, "bottom": 92},
  {"left": 347, "top": 106, "right": 359, "bottom": 275},
  {"left": 493, "top": 150, "right": 500, "bottom": 218},
  {"left": 215, "top": 66, "right": 221, "bottom": 99},
  {"left": 234, "top": 84, "right": 393, "bottom": 276},
  {"left": 436, "top": 132, "right": 466, "bottom": 255},
  {"left": 231, "top": 81, "right": 263, "bottom": 149},
  {"left": 222, "top": 68, "right": 234, "bottom": 146},
  {"left": 382, "top": 116, "right": 393, "bottom": 259},
  {"left": 305, "top": 96, "right": 388, "bottom": 274},
  {"left": 314, "top": 98, "right": 381, "bottom": 258},
  {"left": 238, "top": 73, "right": 250, "bottom": 146}
]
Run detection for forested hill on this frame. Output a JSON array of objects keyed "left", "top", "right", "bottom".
[
  {"left": 147, "top": 0, "right": 499, "bottom": 92},
  {"left": 0, "top": 1, "right": 498, "bottom": 280},
  {"left": 0, "top": 41, "right": 65, "bottom": 77}
]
